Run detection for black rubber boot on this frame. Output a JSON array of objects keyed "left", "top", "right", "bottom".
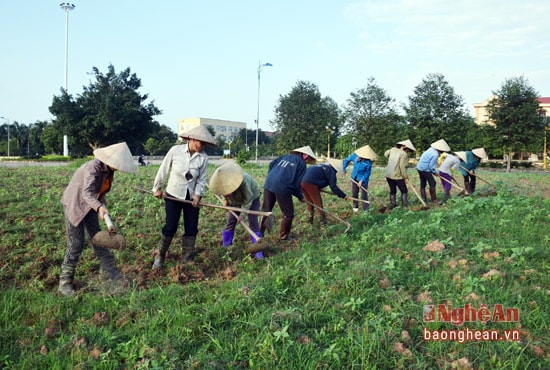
[
  {"left": 181, "top": 236, "right": 196, "bottom": 262},
  {"left": 429, "top": 188, "right": 440, "bottom": 205},
  {"left": 401, "top": 193, "right": 409, "bottom": 208},
  {"left": 420, "top": 188, "right": 428, "bottom": 203},
  {"left": 390, "top": 195, "right": 397, "bottom": 209},
  {"left": 153, "top": 234, "right": 173, "bottom": 269}
]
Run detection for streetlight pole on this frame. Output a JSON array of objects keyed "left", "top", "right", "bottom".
[
  {"left": 256, "top": 61, "right": 272, "bottom": 163},
  {"left": 60, "top": 2, "right": 75, "bottom": 92},
  {"left": 1, "top": 116, "right": 8, "bottom": 157}
]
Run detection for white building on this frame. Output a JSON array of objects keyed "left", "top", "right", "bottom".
[{"left": 178, "top": 118, "right": 246, "bottom": 143}]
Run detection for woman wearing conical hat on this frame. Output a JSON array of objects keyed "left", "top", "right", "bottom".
[
  {"left": 343, "top": 145, "right": 377, "bottom": 212},
  {"left": 151, "top": 124, "right": 216, "bottom": 268},
  {"left": 209, "top": 162, "right": 264, "bottom": 259},
  {"left": 416, "top": 139, "right": 451, "bottom": 205},
  {"left": 457, "top": 148, "right": 487, "bottom": 194},
  {"left": 58, "top": 142, "right": 136, "bottom": 296},
  {"left": 384, "top": 139, "right": 416, "bottom": 209},
  {"left": 260, "top": 145, "right": 317, "bottom": 241},
  {"left": 301, "top": 157, "right": 348, "bottom": 226}
]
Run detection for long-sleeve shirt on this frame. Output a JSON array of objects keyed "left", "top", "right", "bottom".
[
  {"left": 302, "top": 164, "right": 347, "bottom": 198},
  {"left": 342, "top": 153, "right": 372, "bottom": 185},
  {"left": 226, "top": 173, "right": 261, "bottom": 210},
  {"left": 153, "top": 144, "right": 208, "bottom": 199},
  {"left": 385, "top": 147, "right": 410, "bottom": 180},
  {"left": 264, "top": 153, "right": 306, "bottom": 199},
  {"left": 61, "top": 159, "right": 113, "bottom": 227},
  {"left": 459, "top": 151, "right": 481, "bottom": 176},
  {"left": 416, "top": 147, "right": 440, "bottom": 174},
  {"left": 438, "top": 154, "right": 460, "bottom": 176}
]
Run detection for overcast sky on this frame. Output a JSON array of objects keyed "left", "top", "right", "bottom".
[{"left": 1, "top": 0, "right": 548, "bottom": 133}]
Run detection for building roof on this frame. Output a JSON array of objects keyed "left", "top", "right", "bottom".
[{"left": 538, "top": 97, "right": 550, "bottom": 104}]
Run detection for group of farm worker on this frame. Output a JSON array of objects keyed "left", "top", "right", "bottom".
[{"left": 57, "top": 124, "right": 487, "bottom": 296}]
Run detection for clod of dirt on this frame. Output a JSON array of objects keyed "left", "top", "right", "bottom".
[{"left": 423, "top": 240, "right": 445, "bottom": 252}]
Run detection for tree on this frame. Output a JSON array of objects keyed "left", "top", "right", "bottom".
[
  {"left": 142, "top": 124, "right": 177, "bottom": 155},
  {"left": 487, "top": 76, "right": 544, "bottom": 171},
  {"left": 343, "top": 77, "right": 405, "bottom": 156},
  {"left": 272, "top": 81, "right": 342, "bottom": 156},
  {"left": 404, "top": 73, "right": 474, "bottom": 153},
  {"left": 49, "top": 64, "right": 161, "bottom": 156}
]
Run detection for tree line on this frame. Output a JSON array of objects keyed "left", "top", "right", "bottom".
[{"left": 0, "top": 65, "right": 545, "bottom": 168}]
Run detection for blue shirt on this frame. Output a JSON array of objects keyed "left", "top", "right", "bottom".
[
  {"left": 416, "top": 147, "right": 439, "bottom": 173},
  {"left": 264, "top": 153, "right": 306, "bottom": 199},
  {"left": 459, "top": 151, "right": 481, "bottom": 176},
  {"left": 343, "top": 153, "right": 372, "bottom": 185},
  {"left": 302, "top": 164, "right": 346, "bottom": 198}
]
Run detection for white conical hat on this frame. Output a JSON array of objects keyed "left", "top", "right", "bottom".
[
  {"left": 355, "top": 145, "right": 378, "bottom": 160},
  {"left": 326, "top": 157, "right": 344, "bottom": 173},
  {"left": 209, "top": 162, "right": 244, "bottom": 195},
  {"left": 472, "top": 148, "right": 488, "bottom": 159},
  {"left": 180, "top": 124, "right": 216, "bottom": 146},
  {"left": 397, "top": 139, "right": 416, "bottom": 151},
  {"left": 431, "top": 139, "right": 451, "bottom": 152},
  {"left": 291, "top": 145, "right": 317, "bottom": 163},
  {"left": 455, "top": 151, "right": 467, "bottom": 162},
  {"left": 93, "top": 142, "right": 137, "bottom": 174}
]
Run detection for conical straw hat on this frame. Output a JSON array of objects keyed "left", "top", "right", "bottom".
[
  {"left": 430, "top": 139, "right": 451, "bottom": 152},
  {"left": 355, "top": 145, "right": 378, "bottom": 160},
  {"left": 93, "top": 142, "right": 137, "bottom": 174},
  {"left": 397, "top": 139, "right": 416, "bottom": 151},
  {"left": 326, "top": 157, "right": 344, "bottom": 173},
  {"left": 455, "top": 151, "right": 467, "bottom": 162},
  {"left": 180, "top": 124, "right": 216, "bottom": 146},
  {"left": 209, "top": 162, "right": 244, "bottom": 195},
  {"left": 472, "top": 148, "right": 488, "bottom": 159},
  {"left": 291, "top": 145, "right": 317, "bottom": 163}
]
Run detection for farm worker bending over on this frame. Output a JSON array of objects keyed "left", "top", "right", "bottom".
[
  {"left": 384, "top": 139, "right": 416, "bottom": 209},
  {"left": 59, "top": 142, "right": 136, "bottom": 297},
  {"left": 301, "top": 157, "right": 348, "bottom": 226},
  {"left": 438, "top": 153, "right": 461, "bottom": 201},
  {"left": 151, "top": 125, "right": 216, "bottom": 268},
  {"left": 209, "top": 162, "right": 264, "bottom": 260},
  {"left": 456, "top": 148, "right": 487, "bottom": 195},
  {"left": 416, "top": 139, "right": 451, "bottom": 205},
  {"left": 343, "top": 145, "right": 377, "bottom": 213},
  {"left": 260, "top": 145, "right": 317, "bottom": 241}
]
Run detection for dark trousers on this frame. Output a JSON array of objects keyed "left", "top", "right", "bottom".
[
  {"left": 301, "top": 182, "right": 323, "bottom": 214},
  {"left": 162, "top": 192, "right": 200, "bottom": 238},
  {"left": 417, "top": 170, "right": 436, "bottom": 189},
  {"left": 386, "top": 178, "right": 408, "bottom": 195},
  {"left": 262, "top": 189, "right": 295, "bottom": 219},
  {"left": 224, "top": 197, "right": 261, "bottom": 233},
  {"left": 351, "top": 181, "right": 369, "bottom": 210}
]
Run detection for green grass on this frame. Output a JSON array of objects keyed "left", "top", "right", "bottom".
[{"left": 0, "top": 163, "right": 549, "bottom": 368}]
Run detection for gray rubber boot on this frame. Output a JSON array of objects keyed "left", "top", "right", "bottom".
[
  {"left": 99, "top": 252, "right": 124, "bottom": 281},
  {"left": 58, "top": 264, "right": 76, "bottom": 297},
  {"left": 420, "top": 188, "right": 428, "bottom": 203},
  {"left": 153, "top": 234, "right": 173, "bottom": 269},
  {"left": 182, "top": 236, "right": 196, "bottom": 262},
  {"left": 401, "top": 193, "right": 409, "bottom": 208},
  {"left": 390, "top": 195, "right": 397, "bottom": 209}
]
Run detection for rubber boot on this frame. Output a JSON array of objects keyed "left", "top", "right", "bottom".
[
  {"left": 470, "top": 178, "right": 476, "bottom": 193},
  {"left": 390, "top": 194, "right": 397, "bottom": 209},
  {"left": 401, "top": 193, "right": 409, "bottom": 208},
  {"left": 442, "top": 190, "right": 451, "bottom": 202},
  {"left": 420, "top": 188, "right": 428, "bottom": 203},
  {"left": 181, "top": 236, "right": 196, "bottom": 262},
  {"left": 58, "top": 264, "right": 76, "bottom": 297},
  {"left": 222, "top": 229, "right": 234, "bottom": 247},
  {"left": 249, "top": 231, "right": 264, "bottom": 259},
  {"left": 429, "top": 188, "right": 440, "bottom": 205},
  {"left": 153, "top": 234, "right": 172, "bottom": 269},
  {"left": 279, "top": 217, "right": 293, "bottom": 241},
  {"left": 319, "top": 212, "right": 327, "bottom": 226},
  {"left": 307, "top": 211, "right": 314, "bottom": 225},
  {"left": 463, "top": 183, "right": 471, "bottom": 196},
  {"left": 250, "top": 231, "right": 262, "bottom": 244},
  {"left": 99, "top": 251, "right": 124, "bottom": 281}
]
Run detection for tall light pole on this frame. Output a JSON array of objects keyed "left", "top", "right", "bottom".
[
  {"left": 60, "top": 2, "right": 75, "bottom": 92},
  {"left": 256, "top": 61, "right": 272, "bottom": 162},
  {"left": 1, "top": 116, "right": 9, "bottom": 157}
]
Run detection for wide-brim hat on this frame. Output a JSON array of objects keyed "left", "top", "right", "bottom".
[
  {"left": 455, "top": 151, "right": 467, "bottom": 162},
  {"left": 209, "top": 162, "right": 244, "bottom": 195},
  {"left": 326, "top": 157, "right": 344, "bottom": 173},
  {"left": 93, "top": 142, "right": 137, "bottom": 174},
  {"left": 355, "top": 145, "right": 378, "bottom": 160},
  {"left": 291, "top": 145, "right": 317, "bottom": 163},
  {"left": 397, "top": 139, "right": 416, "bottom": 151},
  {"left": 180, "top": 125, "right": 217, "bottom": 146},
  {"left": 472, "top": 147, "right": 488, "bottom": 159},
  {"left": 431, "top": 139, "right": 451, "bottom": 152}
]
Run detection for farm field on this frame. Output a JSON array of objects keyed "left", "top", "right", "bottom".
[{"left": 1, "top": 160, "right": 549, "bottom": 369}]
